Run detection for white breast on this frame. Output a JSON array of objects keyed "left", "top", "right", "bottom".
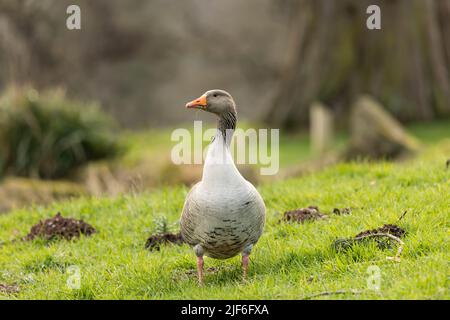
[
  {"left": 201, "top": 134, "right": 247, "bottom": 189},
  {"left": 180, "top": 131, "right": 266, "bottom": 259}
]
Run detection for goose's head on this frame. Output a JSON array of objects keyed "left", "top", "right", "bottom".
[{"left": 185, "top": 89, "right": 236, "bottom": 117}]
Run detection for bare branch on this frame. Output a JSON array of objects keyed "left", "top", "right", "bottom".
[{"left": 302, "top": 289, "right": 363, "bottom": 300}]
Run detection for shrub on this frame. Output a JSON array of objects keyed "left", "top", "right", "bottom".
[{"left": 0, "top": 87, "right": 120, "bottom": 179}]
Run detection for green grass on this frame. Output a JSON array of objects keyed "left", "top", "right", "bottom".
[{"left": 0, "top": 135, "right": 449, "bottom": 299}]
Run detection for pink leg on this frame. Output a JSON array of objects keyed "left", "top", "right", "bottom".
[
  {"left": 242, "top": 254, "right": 249, "bottom": 280},
  {"left": 197, "top": 256, "right": 204, "bottom": 286}
]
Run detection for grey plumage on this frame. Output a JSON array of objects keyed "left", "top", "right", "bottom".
[
  {"left": 181, "top": 177, "right": 265, "bottom": 259},
  {"left": 181, "top": 90, "right": 266, "bottom": 282}
]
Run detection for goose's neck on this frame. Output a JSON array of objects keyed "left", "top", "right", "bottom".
[
  {"left": 203, "top": 110, "right": 244, "bottom": 186},
  {"left": 216, "top": 111, "right": 237, "bottom": 146}
]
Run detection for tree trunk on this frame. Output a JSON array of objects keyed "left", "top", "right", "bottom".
[{"left": 266, "top": 0, "right": 450, "bottom": 129}]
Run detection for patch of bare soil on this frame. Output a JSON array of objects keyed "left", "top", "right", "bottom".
[
  {"left": 25, "top": 212, "right": 96, "bottom": 241},
  {"left": 282, "top": 206, "right": 328, "bottom": 223},
  {"left": 145, "top": 232, "right": 184, "bottom": 251},
  {"left": 185, "top": 267, "right": 219, "bottom": 277},
  {"left": 355, "top": 224, "right": 406, "bottom": 239},
  {"left": 172, "top": 266, "right": 220, "bottom": 282},
  {"left": 0, "top": 283, "right": 19, "bottom": 294},
  {"left": 332, "top": 207, "right": 352, "bottom": 215},
  {"left": 333, "top": 224, "right": 406, "bottom": 251}
]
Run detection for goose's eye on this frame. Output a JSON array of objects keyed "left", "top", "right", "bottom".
[{"left": 213, "top": 94, "right": 218, "bottom": 98}]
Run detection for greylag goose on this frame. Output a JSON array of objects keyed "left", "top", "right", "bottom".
[{"left": 180, "top": 89, "right": 266, "bottom": 285}]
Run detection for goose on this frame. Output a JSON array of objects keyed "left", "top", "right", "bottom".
[{"left": 180, "top": 89, "right": 266, "bottom": 285}]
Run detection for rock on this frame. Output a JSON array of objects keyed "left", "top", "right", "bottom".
[
  {"left": 310, "top": 102, "right": 334, "bottom": 154},
  {"left": 345, "top": 95, "right": 421, "bottom": 160}
]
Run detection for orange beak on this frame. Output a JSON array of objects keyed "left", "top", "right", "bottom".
[{"left": 185, "top": 94, "right": 207, "bottom": 109}]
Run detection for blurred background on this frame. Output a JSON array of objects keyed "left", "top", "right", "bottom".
[{"left": 0, "top": 0, "right": 449, "bottom": 212}]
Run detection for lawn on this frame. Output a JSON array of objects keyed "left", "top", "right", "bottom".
[{"left": 0, "top": 122, "right": 449, "bottom": 299}]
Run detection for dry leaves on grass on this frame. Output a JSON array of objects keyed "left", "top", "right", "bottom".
[{"left": 0, "top": 283, "right": 19, "bottom": 295}]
